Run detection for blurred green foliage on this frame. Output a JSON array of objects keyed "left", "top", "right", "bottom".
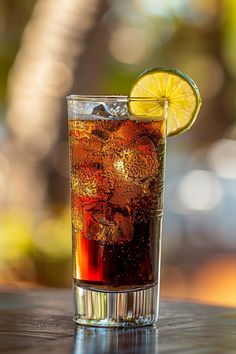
[
  {"left": 0, "top": 0, "right": 36, "bottom": 105},
  {"left": 1, "top": 0, "right": 236, "bottom": 300},
  {"left": 0, "top": 210, "right": 32, "bottom": 262},
  {"left": 0, "top": 207, "right": 71, "bottom": 286}
]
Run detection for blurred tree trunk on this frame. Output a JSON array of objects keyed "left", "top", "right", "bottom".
[
  {"left": 195, "top": 0, "right": 231, "bottom": 143},
  {"left": 4, "top": 0, "right": 107, "bottom": 213},
  {"left": 48, "top": 4, "right": 110, "bottom": 205},
  {"left": 189, "top": 0, "right": 230, "bottom": 144}
]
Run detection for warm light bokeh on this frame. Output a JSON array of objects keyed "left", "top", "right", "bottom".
[
  {"left": 0, "top": 0, "right": 235, "bottom": 307},
  {"left": 161, "top": 255, "right": 236, "bottom": 307}
]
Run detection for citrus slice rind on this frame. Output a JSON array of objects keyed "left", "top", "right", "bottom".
[{"left": 129, "top": 67, "right": 202, "bottom": 136}]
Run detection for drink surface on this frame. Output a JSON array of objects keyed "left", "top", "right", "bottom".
[{"left": 69, "top": 115, "right": 166, "bottom": 291}]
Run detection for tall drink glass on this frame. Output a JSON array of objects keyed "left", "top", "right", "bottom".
[{"left": 67, "top": 95, "right": 167, "bottom": 327}]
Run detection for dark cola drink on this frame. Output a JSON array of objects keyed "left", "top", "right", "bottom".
[{"left": 69, "top": 116, "right": 166, "bottom": 291}]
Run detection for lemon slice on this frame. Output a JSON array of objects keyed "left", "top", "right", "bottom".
[{"left": 129, "top": 67, "right": 202, "bottom": 136}]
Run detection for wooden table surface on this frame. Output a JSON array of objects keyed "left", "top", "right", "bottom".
[{"left": 0, "top": 289, "right": 235, "bottom": 354}]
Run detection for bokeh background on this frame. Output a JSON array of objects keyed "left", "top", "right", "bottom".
[{"left": 0, "top": 0, "right": 236, "bottom": 307}]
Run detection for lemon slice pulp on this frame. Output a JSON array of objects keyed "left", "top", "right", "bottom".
[{"left": 129, "top": 67, "right": 202, "bottom": 136}]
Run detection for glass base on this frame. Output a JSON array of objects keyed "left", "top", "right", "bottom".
[{"left": 73, "top": 282, "right": 159, "bottom": 327}]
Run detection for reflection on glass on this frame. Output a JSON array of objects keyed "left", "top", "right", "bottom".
[{"left": 73, "top": 326, "right": 159, "bottom": 354}]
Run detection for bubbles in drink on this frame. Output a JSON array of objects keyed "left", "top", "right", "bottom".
[
  {"left": 71, "top": 206, "right": 83, "bottom": 231},
  {"left": 70, "top": 118, "right": 164, "bottom": 235},
  {"left": 71, "top": 167, "right": 113, "bottom": 201},
  {"left": 69, "top": 115, "right": 165, "bottom": 288},
  {"left": 113, "top": 136, "right": 158, "bottom": 184},
  {"left": 83, "top": 203, "right": 133, "bottom": 242}
]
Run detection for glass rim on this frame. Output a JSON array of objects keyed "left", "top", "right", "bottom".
[{"left": 66, "top": 95, "right": 167, "bottom": 103}]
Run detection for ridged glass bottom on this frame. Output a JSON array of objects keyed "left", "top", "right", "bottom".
[{"left": 73, "top": 283, "right": 159, "bottom": 327}]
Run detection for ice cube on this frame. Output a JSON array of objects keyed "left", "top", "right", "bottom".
[
  {"left": 108, "top": 182, "right": 137, "bottom": 208},
  {"left": 69, "top": 119, "right": 104, "bottom": 143},
  {"left": 92, "top": 101, "right": 128, "bottom": 118},
  {"left": 111, "top": 120, "right": 140, "bottom": 144},
  {"left": 92, "top": 104, "right": 112, "bottom": 118},
  {"left": 71, "top": 172, "right": 97, "bottom": 199},
  {"left": 68, "top": 101, "right": 103, "bottom": 118},
  {"left": 91, "top": 202, "right": 114, "bottom": 225},
  {"left": 112, "top": 208, "right": 133, "bottom": 242},
  {"left": 102, "top": 136, "right": 158, "bottom": 208},
  {"left": 113, "top": 136, "right": 158, "bottom": 184},
  {"left": 109, "top": 101, "right": 128, "bottom": 117},
  {"left": 90, "top": 119, "right": 126, "bottom": 140},
  {"left": 71, "top": 167, "right": 113, "bottom": 202},
  {"left": 101, "top": 132, "right": 160, "bottom": 212},
  {"left": 71, "top": 136, "right": 103, "bottom": 166},
  {"left": 86, "top": 203, "right": 133, "bottom": 242},
  {"left": 91, "top": 128, "right": 109, "bottom": 141}
]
